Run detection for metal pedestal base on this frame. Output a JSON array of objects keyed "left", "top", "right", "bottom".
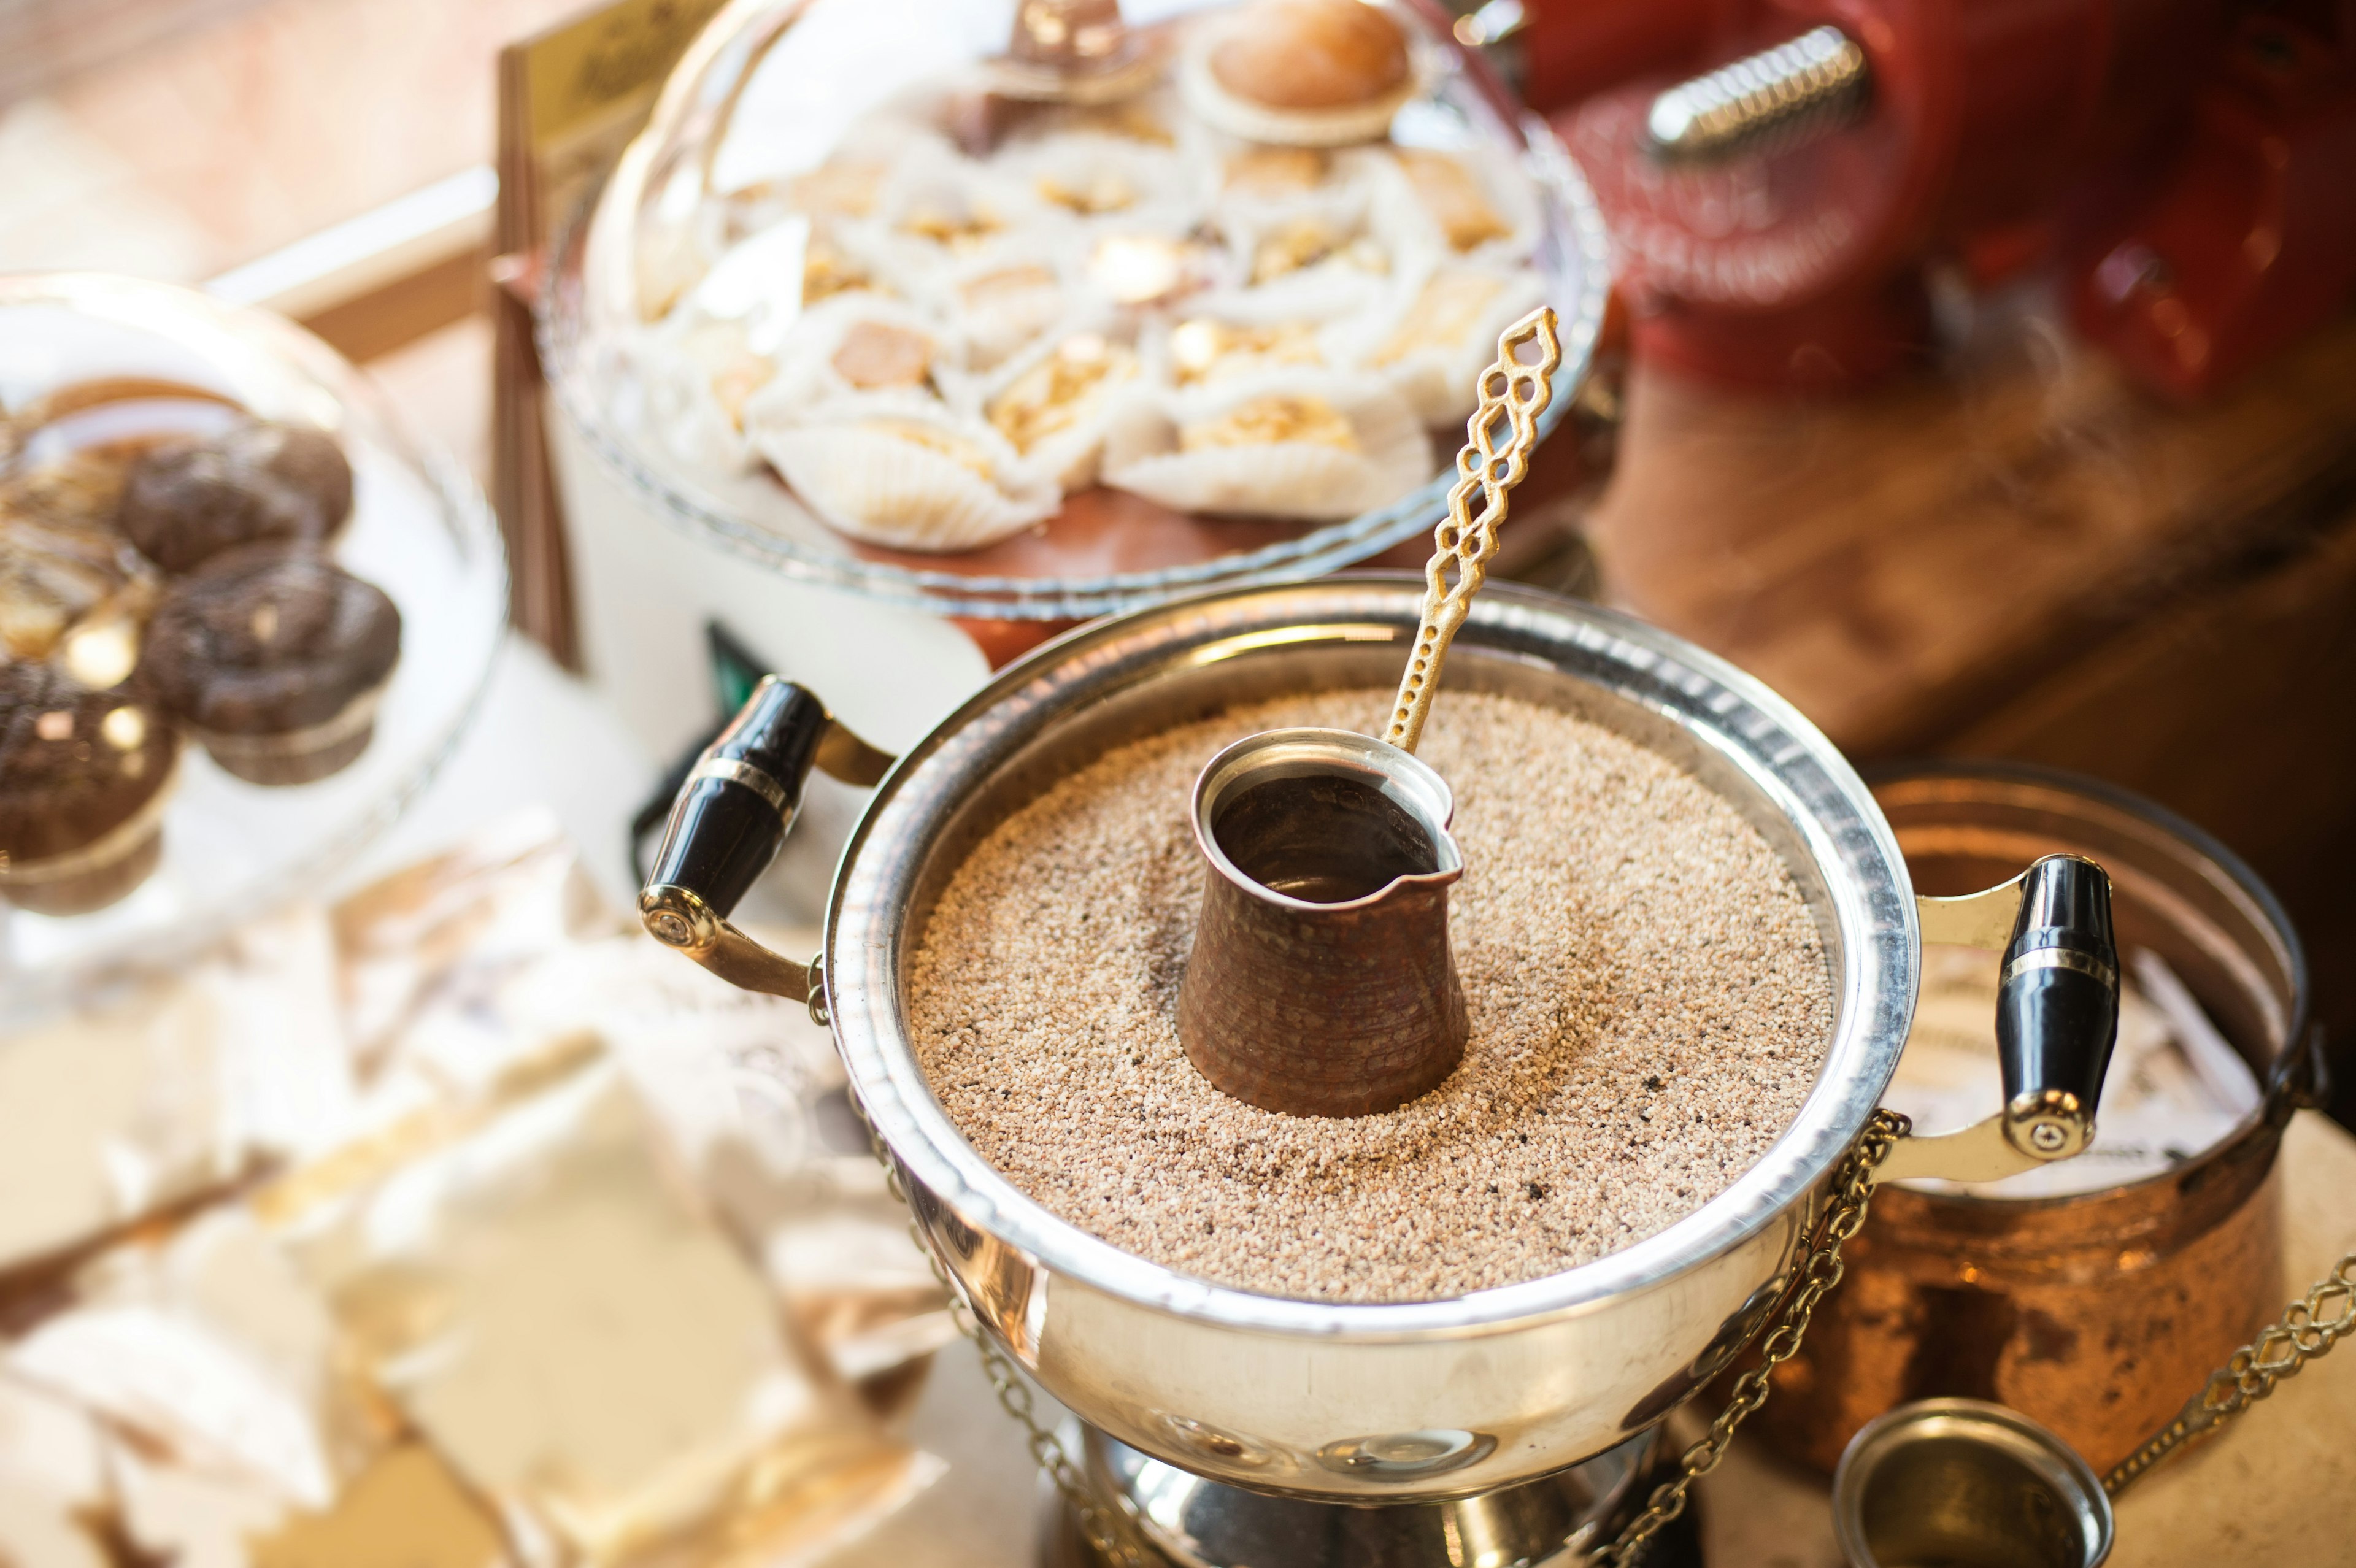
[{"left": 1041, "top": 1423, "right": 1703, "bottom": 1568}]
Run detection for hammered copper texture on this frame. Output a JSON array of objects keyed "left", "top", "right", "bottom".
[
  {"left": 1177, "top": 872, "right": 1468, "bottom": 1118},
  {"left": 1747, "top": 765, "right": 2311, "bottom": 1477},
  {"left": 1756, "top": 1131, "right": 2285, "bottom": 1475}
]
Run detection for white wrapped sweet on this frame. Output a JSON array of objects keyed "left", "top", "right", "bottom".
[
  {"left": 750, "top": 292, "right": 978, "bottom": 420},
  {"left": 1079, "top": 229, "right": 1220, "bottom": 310},
  {"left": 1145, "top": 306, "right": 1343, "bottom": 396},
  {"left": 1360, "top": 263, "right": 1547, "bottom": 425},
  {"left": 852, "top": 137, "right": 1058, "bottom": 298},
  {"left": 991, "top": 125, "right": 1209, "bottom": 239},
  {"left": 934, "top": 241, "right": 1074, "bottom": 372},
  {"left": 1212, "top": 144, "right": 1381, "bottom": 236},
  {"left": 1376, "top": 145, "right": 1539, "bottom": 266},
  {"left": 635, "top": 315, "right": 770, "bottom": 477},
  {"left": 635, "top": 212, "right": 903, "bottom": 475},
  {"left": 1102, "top": 372, "right": 1431, "bottom": 520},
  {"left": 1207, "top": 145, "right": 1398, "bottom": 317},
  {"left": 753, "top": 402, "right": 1057, "bottom": 551},
  {"left": 983, "top": 326, "right": 1145, "bottom": 490}
]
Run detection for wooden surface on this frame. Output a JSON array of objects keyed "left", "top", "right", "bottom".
[
  {"left": 0, "top": 0, "right": 583, "bottom": 279},
  {"left": 1585, "top": 307, "right": 2356, "bottom": 759},
  {"left": 1698, "top": 1111, "right": 2356, "bottom": 1568},
  {"left": 1585, "top": 301, "right": 2356, "bottom": 1090}
]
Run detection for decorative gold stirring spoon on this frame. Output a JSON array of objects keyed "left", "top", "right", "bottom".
[{"left": 1385, "top": 303, "right": 1563, "bottom": 753}]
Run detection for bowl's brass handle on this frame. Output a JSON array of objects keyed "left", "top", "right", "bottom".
[
  {"left": 1881, "top": 855, "right": 2121, "bottom": 1185},
  {"left": 637, "top": 675, "right": 893, "bottom": 1003}
]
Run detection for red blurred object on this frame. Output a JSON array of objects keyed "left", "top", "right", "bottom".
[
  {"left": 2073, "top": 15, "right": 2356, "bottom": 398},
  {"left": 1522, "top": 0, "right": 2356, "bottom": 396}
]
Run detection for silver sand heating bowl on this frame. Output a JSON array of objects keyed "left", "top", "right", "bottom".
[
  {"left": 642, "top": 574, "right": 2123, "bottom": 1504},
  {"left": 830, "top": 576, "right": 1908, "bottom": 1500}
]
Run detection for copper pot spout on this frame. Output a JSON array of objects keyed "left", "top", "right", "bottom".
[{"left": 1176, "top": 728, "right": 1469, "bottom": 1118}]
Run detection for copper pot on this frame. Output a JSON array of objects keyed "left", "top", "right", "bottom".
[
  {"left": 1175, "top": 728, "right": 1470, "bottom": 1118},
  {"left": 1754, "top": 763, "right": 2328, "bottom": 1475}
]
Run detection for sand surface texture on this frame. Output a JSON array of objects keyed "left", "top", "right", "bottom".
[{"left": 909, "top": 689, "right": 1834, "bottom": 1302}]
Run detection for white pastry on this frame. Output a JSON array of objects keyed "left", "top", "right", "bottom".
[
  {"left": 1382, "top": 145, "right": 1538, "bottom": 263},
  {"left": 1155, "top": 313, "right": 1329, "bottom": 390},
  {"left": 636, "top": 315, "right": 771, "bottom": 477},
  {"left": 755, "top": 404, "right": 1057, "bottom": 550},
  {"left": 1079, "top": 228, "right": 1219, "bottom": 309},
  {"left": 751, "top": 292, "right": 974, "bottom": 420},
  {"left": 985, "top": 328, "right": 1144, "bottom": 489},
  {"left": 936, "top": 243, "right": 1073, "bottom": 371},
  {"left": 995, "top": 129, "right": 1207, "bottom": 236},
  {"left": 1362, "top": 263, "right": 1547, "bottom": 425},
  {"left": 1210, "top": 150, "right": 1398, "bottom": 317},
  {"left": 1103, "top": 372, "right": 1430, "bottom": 518},
  {"left": 856, "top": 137, "right": 1053, "bottom": 296}
]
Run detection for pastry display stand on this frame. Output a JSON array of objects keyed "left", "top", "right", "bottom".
[
  {"left": 536, "top": 0, "right": 1611, "bottom": 788},
  {"left": 0, "top": 275, "right": 507, "bottom": 1007}
]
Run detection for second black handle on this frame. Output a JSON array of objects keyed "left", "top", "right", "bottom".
[
  {"left": 644, "top": 677, "right": 830, "bottom": 920},
  {"left": 1995, "top": 853, "right": 2120, "bottom": 1156}
]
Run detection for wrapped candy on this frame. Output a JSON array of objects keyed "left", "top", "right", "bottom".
[
  {"left": 277, "top": 1058, "right": 938, "bottom": 1568},
  {"left": 0, "top": 904, "right": 352, "bottom": 1277}
]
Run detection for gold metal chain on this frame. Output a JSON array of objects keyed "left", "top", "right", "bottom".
[
  {"left": 2104, "top": 1247, "right": 2356, "bottom": 1496},
  {"left": 820, "top": 955, "right": 1149, "bottom": 1567},
  {"left": 1594, "top": 1107, "right": 1911, "bottom": 1567}
]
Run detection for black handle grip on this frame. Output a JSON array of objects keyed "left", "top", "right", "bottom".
[
  {"left": 644, "top": 677, "right": 829, "bottom": 920},
  {"left": 1995, "top": 854, "right": 2120, "bottom": 1155}
]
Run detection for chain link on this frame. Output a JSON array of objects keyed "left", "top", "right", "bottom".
[
  {"left": 2104, "top": 1247, "right": 2356, "bottom": 1496},
  {"left": 839, "top": 1072, "right": 1149, "bottom": 1566},
  {"left": 1592, "top": 1107, "right": 1909, "bottom": 1567}
]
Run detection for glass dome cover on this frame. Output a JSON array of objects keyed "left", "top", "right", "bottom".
[
  {"left": 544, "top": 0, "right": 1609, "bottom": 620},
  {"left": 0, "top": 274, "right": 506, "bottom": 1001}
]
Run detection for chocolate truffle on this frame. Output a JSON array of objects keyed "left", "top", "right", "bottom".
[
  {"left": 117, "top": 418, "right": 353, "bottom": 575},
  {"left": 141, "top": 547, "right": 400, "bottom": 786},
  {"left": 0, "top": 663, "right": 179, "bottom": 914},
  {"left": 1, "top": 452, "right": 160, "bottom": 680}
]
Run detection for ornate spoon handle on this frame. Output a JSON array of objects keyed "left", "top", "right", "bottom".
[{"left": 1384, "top": 306, "right": 1563, "bottom": 753}]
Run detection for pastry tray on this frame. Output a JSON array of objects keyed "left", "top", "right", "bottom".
[{"left": 539, "top": 0, "right": 1609, "bottom": 622}]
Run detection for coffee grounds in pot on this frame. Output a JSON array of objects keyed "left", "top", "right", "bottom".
[{"left": 909, "top": 689, "right": 1834, "bottom": 1303}]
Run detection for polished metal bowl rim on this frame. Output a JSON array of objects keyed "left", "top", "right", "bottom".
[{"left": 823, "top": 574, "right": 1920, "bottom": 1339}]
